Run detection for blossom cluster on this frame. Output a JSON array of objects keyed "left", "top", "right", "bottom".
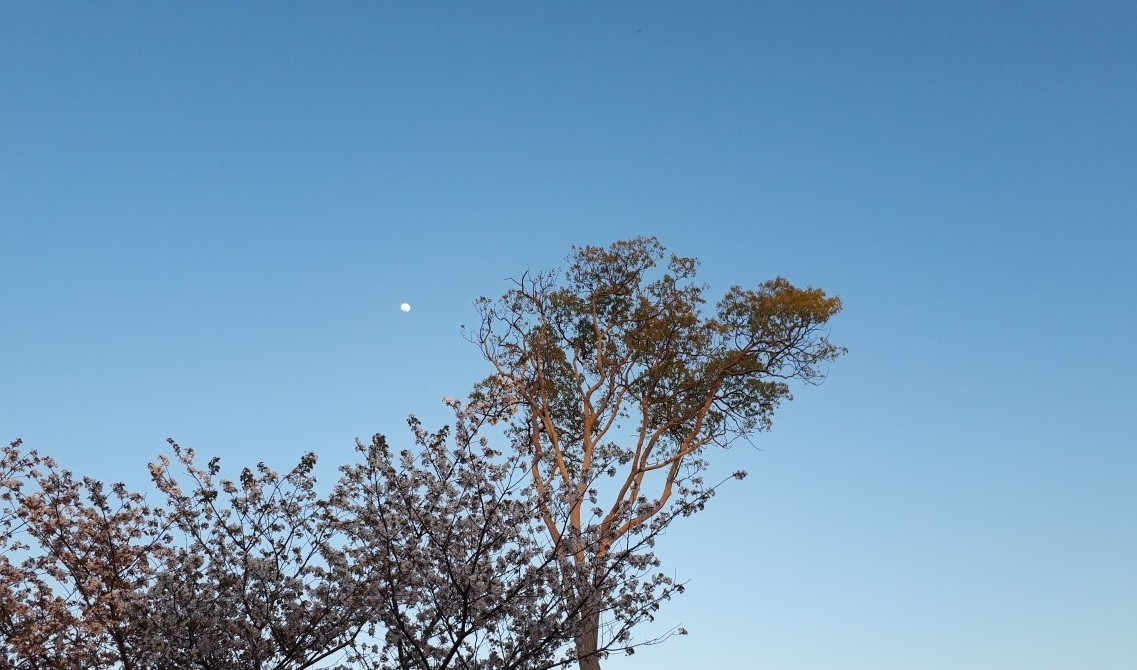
[{"left": 1, "top": 405, "right": 682, "bottom": 670}]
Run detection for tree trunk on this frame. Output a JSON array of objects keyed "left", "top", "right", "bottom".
[{"left": 574, "top": 603, "right": 603, "bottom": 670}]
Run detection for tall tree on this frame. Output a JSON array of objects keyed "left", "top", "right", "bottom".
[{"left": 470, "top": 237, "right": 845, "bottom": 670}]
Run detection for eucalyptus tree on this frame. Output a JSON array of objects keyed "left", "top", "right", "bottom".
[{"left": 470, "top": 237, "right": 845, "bottom": 670}]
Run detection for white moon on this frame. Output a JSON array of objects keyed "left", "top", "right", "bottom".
[{"left": 400, "top": 303, "right": 411, "bottom": 312}]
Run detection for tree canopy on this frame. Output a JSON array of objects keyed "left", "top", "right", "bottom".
[{"left": 469, "top": 237, "right": 844, "bottom": 669}]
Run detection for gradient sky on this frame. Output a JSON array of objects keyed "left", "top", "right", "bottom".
[{"left": 2, "top": 3, "right": 1134, "bottom": 668}]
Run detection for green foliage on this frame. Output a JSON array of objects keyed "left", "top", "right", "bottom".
[
  {"left": 471, "top": 237, "right": 844, "bottom": 670},
  {"left": 473, "top": 236, "right": 845, "bottom": 480}
]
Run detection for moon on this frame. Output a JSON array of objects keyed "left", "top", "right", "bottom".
[{"left": 400, "top": 302, "right": 411, "bottom": 312}]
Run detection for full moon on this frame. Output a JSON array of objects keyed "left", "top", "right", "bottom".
[{"left": 400, "top": 302, "right": 411, "bottom": 312}]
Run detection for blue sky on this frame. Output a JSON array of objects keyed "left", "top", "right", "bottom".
[{"left": 2, "top": 2, "right": 1134, "bottom": 668}]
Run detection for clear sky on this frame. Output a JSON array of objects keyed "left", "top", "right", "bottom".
[{"left": 2, "top": 3, "right": 1134, "bottom": 668}]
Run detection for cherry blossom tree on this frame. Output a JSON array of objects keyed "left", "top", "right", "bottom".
[
  {"left": 1, "top": 439, "right": 170, "bottom": 670},
  {"left": 0, "top": 439, "right": 367, "bottom": 670},
  {"left": 331, "top": 400, "right": 688, "bottom": 670},
  {"left": 3, "top": 404, "right": 691, "bottom": 670},
  {"left": 142, "top": 440, "right": 368, "bottom": 670}
]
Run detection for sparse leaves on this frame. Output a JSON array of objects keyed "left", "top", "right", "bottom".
[{"left": 471, "top": 237, "right": 843, "bottom": 669}]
